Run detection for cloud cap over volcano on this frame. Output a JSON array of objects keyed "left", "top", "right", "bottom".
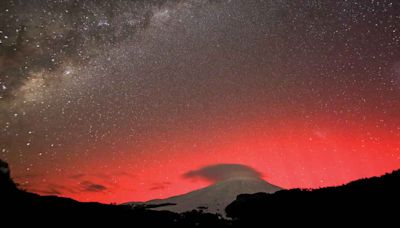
[{"left": 183, "top": 164, "right": 263, "bottom": 183}]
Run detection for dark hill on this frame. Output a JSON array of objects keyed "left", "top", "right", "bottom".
[
  {"left": 2, "top": 158, "right": 400, "bottom": 226},
  {"left": 226, "top": 169, "right": 400, "bottom": 225},
  {"left": 0, "top": 159, "right": 228, "bottom": 227}
]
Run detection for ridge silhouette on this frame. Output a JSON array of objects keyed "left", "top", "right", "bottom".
[
  {"left": 1, "top": 159, "right": 399, "bottom": 226},
  {"left": 226, "top": 169, "right": 400, "bottom": 226}
]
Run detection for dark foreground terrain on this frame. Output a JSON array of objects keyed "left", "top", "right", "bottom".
[
  {"left": 226, "top": 168, "right": 400, "bottom": 226},
  {"left": 0, "top": 159, "right": 228, "bottom": 227},
  {"left": 1, "top": 159, "right": 399, "bottom": 226}
]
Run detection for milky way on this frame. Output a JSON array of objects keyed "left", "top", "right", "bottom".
[{"left": 1, "top": 0, "right": 400, "bottom": 203}]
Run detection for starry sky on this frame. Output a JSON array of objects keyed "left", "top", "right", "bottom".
[{"left": 1, "top": 0, "right": 400, "bottom": 203}]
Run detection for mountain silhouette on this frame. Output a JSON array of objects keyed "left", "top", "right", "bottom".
[
  {"left": 1, "top": 158, "right": 399, "bottom": 226},
  {"left": 226, "top": 169, "right": 400, "bottom": 225},
  {"left": 0, "top": 159, "right": 228, "bottom": 227}
]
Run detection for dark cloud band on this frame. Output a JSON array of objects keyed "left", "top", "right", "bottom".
[{"left": 183, "top": 164, "right": 263, "bottom": 183}]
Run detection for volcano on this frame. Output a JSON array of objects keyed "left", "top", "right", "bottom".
[{"left": 127, "top": 177, "right": 282, "bottom": 216}]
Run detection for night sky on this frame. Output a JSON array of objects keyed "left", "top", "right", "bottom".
[{"left": 1, "top": 0, "right": 400, "bottom": 203}]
